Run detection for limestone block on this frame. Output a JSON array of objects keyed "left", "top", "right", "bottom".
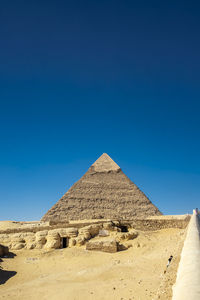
[
  {"left": 25, "top": 236, "right": 36, "bottom": 243},
  {"left": 114, "top": 227, "right": 122, "bottom": 232},
  {"left": 115, "top": 230, "right": 138, "bottom": 242},
  {"left": 35, "top": 231, "right": 48, "bottom": 238},
  {"left": 123, "top": 241, "right": 133, "bottom": 248},
  {"left": 99, "top": 229, "right": 109, "bottom": 237},
  {"left": 10, "top": 233, "right": 25, "bottom": 243},
  {"left": 117, "top": 241, "right": 132, "bottom": 251},
  {"left": 44, "top": 230, "right": 61, "bottom": 249},
  {"left": 35, "top": 243, "right": 45, "bottom": 249},
  {"left": 57, "top": 228, "right": 78, "bottom": 238},
  {"left": 117, "top": 243, "right": 128, "bottom": 251},
  {"left": 36, "top": 236, "right": 46, "bottom": 244},
  {"left": 35, "top": 243, "right": 44, "bottom": 249},
  {"left": 84, "top": 232, "right": 91, "bottom": 240},
  {"left": 90, "top": 224, "right": 103, "bottom": 236},
  {"left": 11, "top": 233, "right": 22, "bottom": 238},
  {"left": 35, "top": 234, "right": 47, "bottom": 249},
  {"left": 35, "top": 236, "right": 46, "bottom": 249},
  {"left": 79, "top": 224, "right": 102, "bottom": 237},
  {"left": 78, "top": 227, "right": 89, "bottom": 235},
  {"left": 126, "top": 229, "right": 138, "bottom": 240},
  {"left": 11, "top": 237, "right": 25, "bottom": 243},
  {"left": 22, "top": 232, "right": 35, "bottom": 239},
  {"left": 86, "top": 238, "right": 117, "bottom": 253},
  {"left": 75, "top": 236, "right": 85, "bottom": 246},
  {"left": 78, "top": 225, "right": 92, "bottom": 239},
  {"left": 0, "top": 242, "right": 10, "bottom": 248},
  {"left": 48, "top": 230, "right": 60, "bottom": 238},
  {"left": 26, "top": 243, "right": 36, "bottom": 250},
  {"left": 11, "top": 242, "right": 25, "bottom": 250},
  {"left": 44, "top": 238, "right": 60, "bottom": 249},
  {"left": 79, "top": 232, "right": 91, "bottom": 240},
  {"left": 68, "top": 238, "right": 76, "bottom": 247},
  {"left": 103, "top": 222, "right": 115, "bottom": 231},
  {"left": 0, "top": 234, "right": 10, "bottom": 240},
  {"left": 0, "top": 234, "right": 11, "bottom": 244}
]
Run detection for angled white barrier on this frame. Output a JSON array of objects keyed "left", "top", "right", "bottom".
[{"left": 172, "top": 210, "right": 200, "bottom": 300}]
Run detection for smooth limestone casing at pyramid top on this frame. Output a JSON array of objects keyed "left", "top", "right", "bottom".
[{"left": 42, "top": 154, "right": 162, "bottom": 222}]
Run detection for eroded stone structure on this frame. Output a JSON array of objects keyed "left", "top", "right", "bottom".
[{"left": 0, "top": 215, "right": 190, "bottom": 253}]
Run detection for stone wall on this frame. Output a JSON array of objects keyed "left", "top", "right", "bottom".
[
  {"left": 172, "top": 212, "right": 200, "bottom": 300},
  {"left": 0, "top": 220, "right": 110, "bottom": 235},
  {"left": 0, "top": 227, "right": 79, "bottom": 251},
  {"left": 0, "top": 221, "right": 136, "bottom": 251},
  {"left": 129, "top": 216, "right": 190, "bottom": 231},
  {"left": 0, "top": 223, "right": 110, "bottom": 251}
]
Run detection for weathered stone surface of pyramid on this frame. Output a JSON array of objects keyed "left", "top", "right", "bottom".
[{"left": 42, "top": 153, "right": 162, "bottom": 221}]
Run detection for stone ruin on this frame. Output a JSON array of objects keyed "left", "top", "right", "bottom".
[
  {"left": 0, "top": 221, "right": 137, "bottom": 253},
  {"left": 0, "top": 216, "right": 190, "bottom": 253}
]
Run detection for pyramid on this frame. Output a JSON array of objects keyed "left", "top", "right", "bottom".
[{"left": 41, "top": 153, "right": 162, "bottom": 221}]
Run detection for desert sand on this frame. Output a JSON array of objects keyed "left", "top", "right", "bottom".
[{"left": 0, "top": 227, "right": 185, "bottom": 300}]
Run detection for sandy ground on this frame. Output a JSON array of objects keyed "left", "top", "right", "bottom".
[
  {"left": 0, "top": 228, "right": 185, "bottom": 300},
  {"left": 0, "top": 221, "right": 24, "bottom": 230}
]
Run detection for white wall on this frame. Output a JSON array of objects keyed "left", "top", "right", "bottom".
[{"left": 172, "top": 211, "right": 200, "bottom": 300}]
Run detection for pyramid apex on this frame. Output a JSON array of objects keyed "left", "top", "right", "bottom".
[{"left": 91, "top": 153, "right": 121, "bottom": 172}]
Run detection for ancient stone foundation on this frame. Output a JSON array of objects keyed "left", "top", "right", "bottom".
[{"left": 0, "top": 215, "right": 190, "bottom": 253}]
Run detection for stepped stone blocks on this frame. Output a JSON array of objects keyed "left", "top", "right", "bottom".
[{"left": 42, "top": 153, "right": 162, "bottom": 222}]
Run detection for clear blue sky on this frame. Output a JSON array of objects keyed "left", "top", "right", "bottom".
[{"left": 0, "top": 1, "right": 200, "bottom": 220}]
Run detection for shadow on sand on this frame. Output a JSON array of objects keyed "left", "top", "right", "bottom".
[
  {"left": 0, "top": 269, "right": 17, "bottom": 284},
  {"left": 3, "top": 251, "right": 16, "bottom": 259},
  {"left": 0, "top": 251, "right": 17, "bottom": 284}
]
